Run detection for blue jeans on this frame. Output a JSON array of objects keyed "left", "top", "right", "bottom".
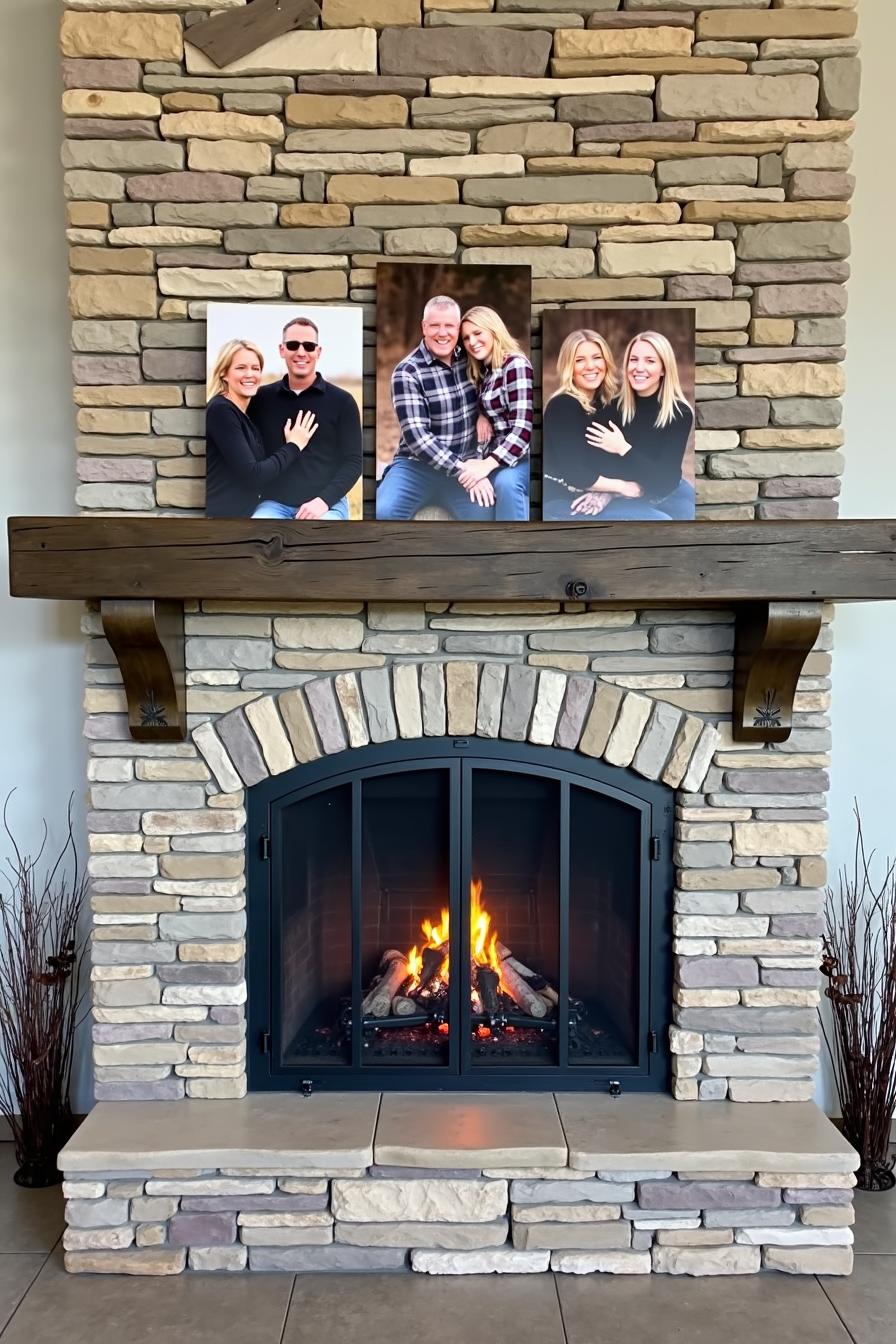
[
  {"left": 376, "top": 456, "right": 494, "bottom": 521},
  {"left": 252, "top": 496, "right": 349, "bottom": 521},
  {"left": 544, "top": 478, "right": 694, "bottom": 522},
  {"left": 491, "top": 459, "right": 530, "bottom": 522}
]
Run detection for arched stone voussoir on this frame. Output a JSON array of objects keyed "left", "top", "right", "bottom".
[{"left": 191, "top": 663, "right": 718, "bottom": 796}]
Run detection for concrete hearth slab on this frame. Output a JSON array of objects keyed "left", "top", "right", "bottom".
[
  {"left": 556, "top": 1097, "right": 857, "bottom": 1175},
  {"left": 59, "top": 1095, "right": 380, "bottom": 1173},
  {"left": 374, "top": 1094, "right": 568, "bottom": 1169}
]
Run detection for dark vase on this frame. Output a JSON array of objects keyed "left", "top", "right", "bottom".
[
  {"left": 13, "top": 1158, "right": 62, "bottom": 1189},
  {"left": 12, "top": 1102, "right": 75, "bottom": 1189}
]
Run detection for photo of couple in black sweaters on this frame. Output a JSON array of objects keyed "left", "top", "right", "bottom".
[
  {"left": 542, "top": 314, "right": 696, "bottom": 522},
  {"left": 204, "top": 306, "right": 363, "bottom": 521}
]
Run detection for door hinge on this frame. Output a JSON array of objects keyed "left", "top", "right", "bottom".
[
  {"left": 647, "top": 1029, "right": 658, "bottom": 1054},
  {"left": 259, "top": 834, "right": 271, "bottom": 861},
  {"left": 260, "top": 1030, "right": 271, "bottom": 1055},
  {"left": 649, "top": 835, "right": 660, "bottom": 861}
]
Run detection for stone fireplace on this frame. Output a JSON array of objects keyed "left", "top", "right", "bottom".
[{"left": 48, "top": 0, "right": 866, "bottom": 1279}]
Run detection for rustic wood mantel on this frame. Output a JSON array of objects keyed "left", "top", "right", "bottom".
[{"left": 8, "top": 516, "right": 896, "bottom": 746}]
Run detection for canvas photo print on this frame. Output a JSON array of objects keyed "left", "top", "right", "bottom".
[
  {"left": 375, "top": 262, "right": 532, "bottom": 521},
  {"left": 541, "top": 307, "right": 696, "bottom": 522},
  {"left": 205, "top": 303, "right": 363, "bottom": 520}
]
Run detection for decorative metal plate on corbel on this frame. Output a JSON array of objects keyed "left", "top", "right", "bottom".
[
  {"left": 101, "top": 599, "right": 186, "bottom": 743},
  {"left": 732, "top": 600, "right": 824, "bottom": 745}
]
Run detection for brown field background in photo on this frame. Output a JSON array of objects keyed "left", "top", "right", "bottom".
[
  {"left": 375, "top": 262, "right": 531, "bottom": 479},
  {"left": 541, "top": 307, "right": 697, "bottom": 487}
]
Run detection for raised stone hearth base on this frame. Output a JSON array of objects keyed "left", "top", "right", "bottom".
[{"left": 59, "top": 1094, "right": 857, "bottom": 1276}]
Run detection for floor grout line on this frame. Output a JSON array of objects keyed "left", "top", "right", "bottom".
[
  {"left": 276, "top": 1273, "right": 298, "bottom": 1344},
  {"left": 551, "top": 1270, "right": 570, "bottom": 1344},
  {"left": 815, "top": 1274, "right": 860, "bottom": 1344},
  {"left": 0, "top": 1239, "right": 58, "bottom": 1340}
]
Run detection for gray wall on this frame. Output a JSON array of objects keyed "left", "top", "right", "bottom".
[{"left": 0, "top": 0, "right": 893, "bottom": 1115}]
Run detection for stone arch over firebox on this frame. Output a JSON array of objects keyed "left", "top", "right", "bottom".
[{"left": 191, "top": 662, "right": 719, "bottom": 799}]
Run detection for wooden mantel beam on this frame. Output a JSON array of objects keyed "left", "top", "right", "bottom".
[
  {"left": 8, "top": 517, "right": 896, "bottom": 605},
  {"left": 8, "top": 516, "right": 896, "bottom": 746}
]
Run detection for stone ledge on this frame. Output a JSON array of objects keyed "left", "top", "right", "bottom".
[
  {"left": 557, "top": 1096, "right": 856, "bottom": 1175},
  {"left": 61, "top": 1095, "right": 856, "bottom": 1178}
]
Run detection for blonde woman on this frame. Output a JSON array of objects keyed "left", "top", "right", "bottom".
[
  {"left": 542, "top": 329, "right": 644, "bottom": 521},
  {"left": 205, "top": 339, "right": 317, "bottom": 518},
  {"left": 584, "top": 330, "right": 695, "bottom": 520},
  {"left": 458, "top": 305, "right": 533, "bottom": 521}
]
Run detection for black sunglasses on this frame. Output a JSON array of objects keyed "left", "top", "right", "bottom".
[{"left": 284, "top": 340, "right": 318, "bottom": 352}]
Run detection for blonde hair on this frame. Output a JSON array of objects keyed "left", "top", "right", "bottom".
[
  {"left": 460, "top": 305, "right": 524, "bottom": 387},
  {"left": 617, "top": 330, "right": 689, "bottom": 429},
  {"left": 549, "top": 329, "right": 619, "bottom": 415},
  {"left": 207, "top": 340, "right": 264, "bottom": 401}
]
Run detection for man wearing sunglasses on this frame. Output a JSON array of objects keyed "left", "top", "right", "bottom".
[{"left": 249, "top": 315, "right": 362, "bottom": 520}]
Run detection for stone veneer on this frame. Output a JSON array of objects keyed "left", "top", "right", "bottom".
[
  {"left": 61, "top": 1163, "right": 856, "bottom": 1276},
  {"left": 63, "top": 0, "right": 860, "bottom": 1276},
  {"left": 85, "top": 599, "right": 831, "bottom": 1104}
]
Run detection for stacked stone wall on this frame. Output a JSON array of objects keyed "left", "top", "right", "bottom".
[
  {"left": 60, "top": 1162, "right": 855, "bottom": 1276},
  {"left": 84, "top": 601, "right": 830, "bottom": 1102},
  {"left": 61, "top": 0, "right": 859, "bottom": 519}
]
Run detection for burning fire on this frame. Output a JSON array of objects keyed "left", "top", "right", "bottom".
[{"left": 404, "top": 880, "right": 504, "bottom": 999}]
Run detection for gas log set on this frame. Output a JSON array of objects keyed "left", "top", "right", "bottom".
[{"left": 360, "top": 881, "right": 570, "bottom": 1044}]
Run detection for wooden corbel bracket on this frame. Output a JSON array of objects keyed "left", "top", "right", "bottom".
[
  {"left": 101, "top": 599, "right": 186, "bottom": 743},
  {"left": 732, "top": 600, "right": 824, "bottom": 745}
]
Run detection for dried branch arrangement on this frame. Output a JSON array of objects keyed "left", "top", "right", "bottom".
[
  {"left": 0, "top": 797, "right": 87, "bottom": 1187},
  {"left": 821, "top": 808, "right": 896, "bottom": 1192}
]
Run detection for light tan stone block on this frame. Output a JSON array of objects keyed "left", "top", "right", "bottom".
[
  {"left": 685, "top": 201, "right": 849, "bottom": 224},
  {"left": 109, "top": 226, "right": 221, "bottom": 247},
  {"left": 285, "top": 94, "right": 409, "bottom": 129},
  {"left": 740, "top": 428, "right": 843, "bottom": 449},
  {"left": 678, "top": 869, "right": 780, "bottom": 891},
  {"left": 599, "top": 240, "right": 734, "bottom": 276},
  {"left": 507, "top": 203, "right": 680, "bottom": 225},
  {"left": 799, "top": 855, "right": 827, "bottom": 887},
  {"left": 697, "top": 120, "right": 854, "bottom": 144},
  {"left": 750, "top": 318, "right": 794, "bottom": 346},
  {"left": 579, "top": 682, "right": 624, "bottom": 759},
  {"left": 244, "top": 696, "right": 295, "bottom": 776},
  {"left": 327, "top": 175, "right": 457, "bottom": 204},
  {"left": 429, "top": 76, "right": 655, "bottom": 98},
  {"left": 697, "top": 10, "right": 856, "bottom": 41},
  {"left": 323, "top": 0, "right": 419, "bottom": 26},
  {"left": 185, "top": 29, "right": 377, "bottom": 77},
  {"left": 60, "top": 12, "right": 183, "bottom": 61},
  {"left": 278, "top": 689, "right": 322, "bottom": 764},
  {"left": 63, "top": 90, "right": 161, "bottom": 119},
  {"left": 728, "top": 1080, "right": 815, "bottom": 1102},
  {"left": 333, "top": 1179, "right": 506, "bottom": 1224},
  {"left": 160, "top": 112, "right": 283, "bottom": 143},
  {"left": 277, "top": 151, "right": 404, "bottom": 174},
  {"left": 158, "top": 268, "right": 283, "bottom": 299},
  {"left": 188, "top": 140, "right": 272, "bottom": 175},
  {"left": 161, "top": 93, "right": 220, "bottom": 113},
  {"left": 71, "top": 246, "right": 154, "bottom": 276},
  {"left": 156, "top": 478, "right": 203, "bottom": 509},
  {"left": 424, "top": 0, "right": 491, "bottom": 9},
  {"left": 740, "top": 363, "right": 845, "bottom": 398},
  {"left": 462, "top": 246, "right": 593, "bottom": 278},
  {"left": 410, "top": 154, "right": 524, "bottom": 178},
  {"left": 78, "top": 409, "right": 149, "bottom": 435},
  {"left": 461, "top": 224, "right": 567, "bottom": 246},
  {"left": 733, "top": 821, "right": 827, "bottom": 857},
  {"left": 604, "top": 693, "right": 652, "bottom": 768},
  {"left": 334, "top": 673, "right": 370, "bottom": 748},
  {"left": 393, "top": 664, "right": 423, "bottom": 740},
  {"left": 652, "top": 1245, "right": 760, "bottom": 1275},
  {"left": 65, "top": 1248, "right": 186, "bottom": 1274},
  {"left": 64, "top": 1226, "right": 135, "bottom": 1252},
  {"left": 279, "top": 204, "right": 352, "bottom": 227},
  {"left": 555, "top": 28, "right": 693, "bottom": 60},
  {"left": 657, "top": 1228, "right": 734, "bottom": 1247},
  {"left": 513, "top": 1204, "right": 621, "bottom": 1225},
  {"left": 446, "top": 662, "right": 478, "bottom": 735},
  {"left": 800, "top": 1207, "right": 855, "bottom": 1228},
  {"left": 763, "top": 1246, "right": 852, "bottom": 1276},
  {"left": 69, "top": 275, "right": 157, "bottom": 318},
  {"left": 552, "top": 1249, "right": 651, "bottom": 1274},
  {"left": 67, "top": 201, "right": 110, "bottom": 229}
]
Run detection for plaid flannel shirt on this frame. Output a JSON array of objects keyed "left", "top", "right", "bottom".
[
  {"left": 391, "top": 341, "right": 478, "bottom": 475},
  {"left": 478, "top": 352, "right": 534, "bottom": 469}
]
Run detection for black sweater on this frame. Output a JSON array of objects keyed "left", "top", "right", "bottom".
[
  {"left": 542, "top": 394, "right": 617, "bottom": 509},
  {"left": 205, "top": 394, "right": 296, "bottom": 518},
  {"left": 619, "top": 392, "right": 694, "bottom": 502},
  {"left": 542, "top": 391, "right": 693, "bottom": 507},
  {"left": 249, "top": 374, "right": 362, "bottom": 509}
]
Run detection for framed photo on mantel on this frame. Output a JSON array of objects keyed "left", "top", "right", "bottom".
[
  {"left": 204, "top": 302, "right": 364, "bottom": 521},
  {"left": 541, "top": 307, "right": 696, "bottom": 524},
  {"left": 375, "top": 261, "right": 533, "bottom": 523}
]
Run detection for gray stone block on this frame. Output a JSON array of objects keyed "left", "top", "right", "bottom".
[
  {"left": 304, "top": 677, "right": 348, "bottom": 755},
  {"left": 380, "top": 29, "right": 551, "bottom": 78},
  {"left": 248, "top": 1245, "right": 408, "bottom": 1271},
  {"left": 704, "top": 1207, "right": 796, "bottom": 1229},
  {"left": 186, "top": 638, "right": 271, "bottom": 671},
  {"left": 411, "top": 98, "right": 556, "bottom": 130},
  {"left": 169, "top": 1213, "right": 236, "bottom": 1246},
  {"left": 360, "top": 667, "right": 398, "bottom": 743},
  {"left": 443, "top": 635, "right": 525, "bottom": 655},
  {"left": 637, "top": 1181, "right": 781, "bottom": 1211},
  {"left": 158, "top": 912, "right": 246, "bottom": 941},
  {"left": 557, "top": 96, "right": 655, "bottom": 125},
  {"left": 678, "top": 958, "right": 759, "bottom": 988},
  {"left": 216, "top": 708, "right": 268, "bottom": 787},
  {"left": 736, "top": 222, "right": 850, "bottom": 263},
  {"left": 94, "top": 1078, "right": 185, "bottom": 1101},
  {"left": 555, "top": 675, "right": 594, "bottom": 751},
  {"left": 181, "top": 1195, "right": 329, "bottom": 1212},
  {"left": 89, "top": 783, "right": 206, "bottom": 811},
  {"left": 770, "top": 398, "right": 842, "bottom": 427},
  {"left": 697, "top": 399, "right": 770, "bottom": 429},
  {"left": 500, "top": 664, "right": 538, "bottom": 741},
  {"left": 465, "top": 175, "right": 657, "bottom": 205},
  {"left": 224, "top": 227, "right": 381, "bottom": 254},
  {"left": 511, "top": 1179, "right": 634, "bottom": 1204},
  {"left": 65, "top": 1198, "right": 130, "bottom": 1229},
  {"left": 650, "top": 626, "right": 734, "bottom": 655},
  {"left": 675, "top": 1008, "right": 815, "bottom": 1034}
]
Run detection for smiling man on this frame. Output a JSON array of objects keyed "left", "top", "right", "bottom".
[
  {"left": 249, "top": 315, "right": 362, "bottom": 520},
  {"left": 376, "top": 295, "right": 493, "bottom": 521}
]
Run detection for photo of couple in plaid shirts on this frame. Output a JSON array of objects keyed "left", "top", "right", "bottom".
[{"left": 376, "top": 293, "right": 533, "bottom": 522}]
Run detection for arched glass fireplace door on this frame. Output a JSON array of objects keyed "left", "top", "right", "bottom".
[{"left": 247, "top": 739, "right": 673, "bottom": 1093}]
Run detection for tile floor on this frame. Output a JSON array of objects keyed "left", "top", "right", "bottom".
[{"left": 0, "top": 1144, "right": 892, "bottom": 1344}]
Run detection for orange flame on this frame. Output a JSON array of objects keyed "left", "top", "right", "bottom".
[{"left": 404, "top": 881, "right": 504, "bottom": 1000}]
